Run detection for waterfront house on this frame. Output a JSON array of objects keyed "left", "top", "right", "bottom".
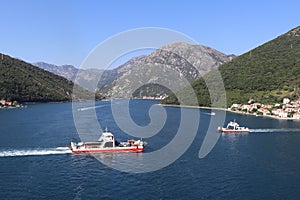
[
  {"left": 252, "top": 103, "right": 262, "bottom": 109},
  {"left": 242, "top": 104, "right": 251, "bottom": 112},
  {"left": 283, "top": 98, "right": 290, "bottom": 104},
  {"left": 262, "top": 104, "right": 273, "bottom": 109},
  {"left": 285, "top": 107, "right": 294, "bottom": 113},
  {"left": 258, "top": 108, "right": 271, "bottom": 115},
  {"left": 278, "top": 110, "right": 288, "bottom": 118},
  {"left": 0, "top": 100, "right": 6, "bottom": 105}
]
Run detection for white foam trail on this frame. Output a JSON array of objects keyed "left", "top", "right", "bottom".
[
  {"left": 77, "top": 105, "right": 105, "bottom": 111},
  {"left": 250, "top": 129, "right": 300, "bottom": 133},
  {"left": 55, "top": 147, "right": 70, "bottom": 150},
  {"left": 0, "top": 147, "right": 72, "bottom": 157},
  {"left": 201, "top": 112, "right": 216, "bottom": 116}
]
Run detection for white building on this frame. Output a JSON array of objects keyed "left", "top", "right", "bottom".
[
  {"left": 283, "top": 98, "right": 290, "bottom": 104},
  {"left": 278, "top": 110, "right": 288, "bottom": 118}
]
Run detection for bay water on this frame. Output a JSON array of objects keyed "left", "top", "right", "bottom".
[{"left": 0, "top": 100, "right": 300, "bottom": 199}]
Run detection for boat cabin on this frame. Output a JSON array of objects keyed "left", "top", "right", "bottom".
[
  {"left": 226, "top": 121, "right": 240, "bottom": 130},
  {"left": 98, "top": 131, "right": 115, "bottom": 148}
]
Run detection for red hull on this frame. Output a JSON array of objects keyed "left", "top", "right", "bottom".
[
  {"left": 221, "top": 129, "right": 249, "bottom": 133},
  {"left": 71, "top": 147, "right": 144, "bottom": 153}
]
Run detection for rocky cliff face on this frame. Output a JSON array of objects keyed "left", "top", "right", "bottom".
[
  {"left": 157, "top": 42, "right": 233, "bottom": 76},
  {"left": 99, "top": 42, "right": 234, "bottom": 98}
]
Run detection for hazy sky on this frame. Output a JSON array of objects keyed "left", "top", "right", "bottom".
[{"left": 0, "top": 0, "right": 299, "bottom": 67}]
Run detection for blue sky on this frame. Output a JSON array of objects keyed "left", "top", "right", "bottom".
[{"left": 0, "top": 0, "right": 299, "bottom": 67}]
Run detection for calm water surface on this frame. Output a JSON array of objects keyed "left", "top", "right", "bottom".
[{"left": 0, "top": 100, "right": 300, "bottom": 199}]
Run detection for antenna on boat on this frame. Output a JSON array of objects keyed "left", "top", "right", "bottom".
[{"left": 105, "top": 127, "right": 108, "bottom": 132}]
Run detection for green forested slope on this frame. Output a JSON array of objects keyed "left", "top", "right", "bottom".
[
  {"left": 162, "top": 26, "right": 300, "bottom": 107},
  {"left": 0, "top": 53, "right": 97, "bottom": 102}
]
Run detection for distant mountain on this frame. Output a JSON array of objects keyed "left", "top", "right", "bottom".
[
  {"left": 97, "top": 55, "right": 148, "bottom": 96},
  {"left": 99, "top": 42, "right": 234, "bottom": 98},
  {"left": 33, "top": 62, "right": 78, "bottom": 81},
  {"left": 162, "top": 26, "right": 300, "bottom": 107},
  {"left": 0, "top": 54, "right": 97, "bottom": 102},
  {"left": 95, "top": 55, "right": 146, "bottom": 88},
  {"left": 33, "top": 57, "right": 144, "bottom": 91},
  {"left": 33, "top": 62, "right": 101, "bottom": 91}
]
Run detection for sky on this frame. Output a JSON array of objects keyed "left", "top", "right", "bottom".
[{"left": 0, "top": 0, "right": 299, "bottom": 67}]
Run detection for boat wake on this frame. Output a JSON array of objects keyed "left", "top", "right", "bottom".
[
  {"left": 202, "top": 112, "right": 216, "bottom": 116},
  {"left": 0, "top": 147, "right": 72, "bottom": 157},
  {"left": 77, "top": 105, "right": 105, "bottom": 111},
  {"left": 250, "top": 129, "right": 300, "bottom": 133}
]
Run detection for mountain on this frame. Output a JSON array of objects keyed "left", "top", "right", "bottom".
[
  {"left": 33, "top": 62, "right": 101, "bottom": 91},
  {"left": 0, "top": 54, "right": 97, "bottom": 102},
  {"left": 95, "top": 55, "right": 146, "bottom": 88},
  {"left": 98, "top": 42, "right": 234, "bottom": 98},
  {"left": 162, "top": 26, "right": 300, "bottom": 107},
  {"left": 155, "top": 42, "right": 234, "bottom": 75},
  {"left": 33, "top": 58, "right": 143, "bottom": 91},
  {"left": 33, "top": 62, "right": 78, "bottom": 81}
]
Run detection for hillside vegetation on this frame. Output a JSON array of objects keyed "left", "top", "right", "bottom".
[
  {"left": 162, "top": 26, "right": 300, "bottom": 107},
  {"left": 0, "top": 54, "right": 99, "bottom": 102}
]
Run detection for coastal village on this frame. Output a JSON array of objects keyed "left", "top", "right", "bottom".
[
  {"left": 229, "top": 98, "right": 300, "bottom": 120},
  {"left": 0, "top": 99, "right": 20, "bottom": 108}
]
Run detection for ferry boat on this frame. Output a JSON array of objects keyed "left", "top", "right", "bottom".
[
  {"left": 218, "top": 121, "right": 250, "bottom": 133},
  {"left": 69, "top": 129, "right": 145, "bottom": 153}
]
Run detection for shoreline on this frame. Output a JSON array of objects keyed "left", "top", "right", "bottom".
[
  {"left": 158, "top": 103, "right": 227, "bottom": 111},
  {"left": 159, "top": 103, "right": 299, "bottom": 121}
]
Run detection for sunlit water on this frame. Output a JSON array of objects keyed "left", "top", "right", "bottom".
[{"left": 1, "top": 100, "right": 300, "bottom": 199}]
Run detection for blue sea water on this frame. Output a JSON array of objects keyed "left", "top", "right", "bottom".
[{"left": 0, "top": 100, "right": 300, "bottom": 199}]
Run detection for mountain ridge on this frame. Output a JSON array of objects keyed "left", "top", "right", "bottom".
[
  {"left": 98, "top": 41, "right": 234, "bottom": 98},
  {"left": 33, "top": 57, "right": 144, "bottom": 91},
  {"left": 34, "top": 42, "right": 233, "bottom": 99}
]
